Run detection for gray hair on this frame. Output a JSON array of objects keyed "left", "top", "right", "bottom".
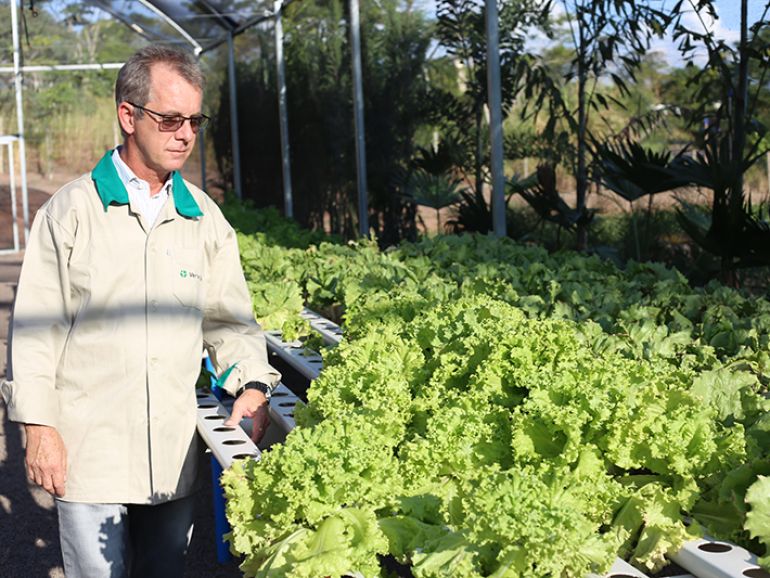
[{"left": 115, "top": 45, "right": 204, "bottom": 112}]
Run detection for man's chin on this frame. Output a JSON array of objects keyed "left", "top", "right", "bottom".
[{"left": 164, "top": 153, "right": 191, "bottom": 172}]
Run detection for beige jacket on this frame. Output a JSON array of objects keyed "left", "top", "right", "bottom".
[{"left": 1, "top": 151, "right": 280, "bottom": 504}]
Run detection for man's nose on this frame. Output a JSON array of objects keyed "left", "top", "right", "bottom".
[{"left": 175, "top": 118, "right": 195, "bottom": 141}]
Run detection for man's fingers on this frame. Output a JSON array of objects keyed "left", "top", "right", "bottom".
[
  {"left": 52, "top": 470, "right": 67, "bottom": 497},
  {"left": 251, "top": 408, "right": 271, "bottom": 443},
  {"left": 41, "top": 473, "right": 56, "bottom": 495},
  {"left": 251, "top": 418, "right": 266, "bottom": 443},
  {"left": 227, "top": 393, "right": 270, "bottom": 441},
  {"left": 30, "top": 467, "right": 41, "bottom": 487},
  {"left": 24, "top": 425, "right": 67, "bottom": 495},
  {"left": 29, "top": 462, "right": 65, "bottom": 496},
  {"left": 224, "top": 407, "right": 243, "bottom": 427}
]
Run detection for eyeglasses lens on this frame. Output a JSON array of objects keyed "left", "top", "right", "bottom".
[{"left": 156, "top": 116, "right": 206, "bottom": 133}]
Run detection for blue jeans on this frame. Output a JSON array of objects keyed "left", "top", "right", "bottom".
[{"left": 56, "top": 494, "right": 196, "bottom": 578}]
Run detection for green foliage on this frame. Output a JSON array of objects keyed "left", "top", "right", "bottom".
[
  {"left": 672, "top": 132, "right": 770, "bottom": 270},
  {"left": 746, "top": 476, "right": 770, "bottom": 567},
  {"left": 432, "top": 0, "right": 549, "bottom": 234},
  {"left": 597, "top": 140, "right": 689, "bottom": 260},
  {"left": 0, "top": 3, "right": 142, "bottom": 173},
  {"left": 211, "top": 0, "right": 436, "bottom": 243},
  {"left": 399, "top": 170, "right": 463, "bottom": 233},
  {"left": 516, "top": 164, "right": 590, "bottom": 234},
  {"left": 599, "top": 141, "right": 687, "bottom": 204},
  {"left": 221, "top": 206, "right": 770, "bottom": 575},
  {"left": 221, "top": 198, "right": 332, "bottom": 248},
  {"left": 670, "top": 0, "right": 770, "bottom": 280},
  {"left": 518, "top": 0, "right": 672, "bottom": 249}
]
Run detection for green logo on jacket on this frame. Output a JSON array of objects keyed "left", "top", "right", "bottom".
[{"left": 180, "top": 269, "right": 202, "bottom": 281}]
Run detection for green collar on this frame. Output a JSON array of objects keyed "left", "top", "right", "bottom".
[{"left": 91, "top": 150, "right": 203, "bottom": 218}]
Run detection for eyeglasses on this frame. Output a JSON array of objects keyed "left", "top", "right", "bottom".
[{"left": 127, "top": 102, "right": 210, "bottom": 133}]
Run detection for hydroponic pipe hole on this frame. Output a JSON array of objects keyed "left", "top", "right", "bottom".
[
  {"left": 213, "top": 427, "right": 236, "bottom": 432},
  {"left": 198, "top": 403, "right": 217, "bottom": 409},
  {"left": 204, "top": 415, "right": 225, "bottom": 421},
  {"left": 607, "top": 575, "right": 637, "bottom": 578},
  {"left": 232, "top": 453, "right": 257, "bottom": 460},
  {"left": 744, "top": 569, "right": 770, "bottom": 578},
  {"left": 698, "top": 542, "right": 733, "bottom": 553},
  {"left": 278, "top": 402, "right": 295, "bottom": 407},
  {"left": 223, "top": 439, "right": 246, "bottom": 446}
]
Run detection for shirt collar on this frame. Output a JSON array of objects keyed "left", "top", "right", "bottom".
[
  {"left": 91, "top": 149, "right": 203, "bottom": 218},
  {"left": 111, "top": 147, "right": 170, "bottom": 196}
]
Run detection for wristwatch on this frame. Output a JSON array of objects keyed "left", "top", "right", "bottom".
[{"left": 237, "top": 381, "right": 272, "bottom": 400}]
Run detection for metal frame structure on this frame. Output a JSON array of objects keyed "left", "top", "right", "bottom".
[
  {"left": 486, "top": 0, "right": 506, "bottom": 237},
  {"left": 0, "top": 136, "right": 21, "bottom": 253},
  {"left": 349, "top": 0, "right": 369, "bottom": 237},
  {"left": 7, "top": 0, "right": 29, "bottom": 246},
  {"left": 1, "top": 0, "right": 511, "bottom": 244},
  {"left": 1, "top": 0, "right": 312, "bottom": 242}
]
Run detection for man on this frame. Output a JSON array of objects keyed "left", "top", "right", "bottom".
[{"left": 1, "top": 45, "right": 279, "bottom": 577}]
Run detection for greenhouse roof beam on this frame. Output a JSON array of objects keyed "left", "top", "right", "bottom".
[
  {"left": 196, "top": 0, "right": 239, "bottom": 32},
  {"left": 81, "top": 1, "right": 279, "bottom": 55},
  {"left": 87, "top": 0, "right": 182, "bottom": 46},
  {"left": 0, "top": 63, "right": 124, "bottom": 73},
  {"left": 135, "top": 0, "right": 204, "bottom": 54},
  {"left": 198, "top": 8, "right": 281, "bottom": 54}
]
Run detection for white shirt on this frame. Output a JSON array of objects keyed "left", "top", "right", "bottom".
[{"left": 111, "top": 148, "right": 171, "bottom": 228}]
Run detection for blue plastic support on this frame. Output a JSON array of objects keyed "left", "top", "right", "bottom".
[
  {"left": 210, "top": 457, "right": 232, "bottom": 563},
  {"left": 204, "top": 355, "right": 231, "bottom": 563}
]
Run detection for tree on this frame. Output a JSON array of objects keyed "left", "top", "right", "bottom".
[
  {"left": 671, "top": 0, "right": 770, "bottom": 284},
  {"left": 0, "top": 1, "right": 142, "bottom": 175},
  {"left": 520, "top": 0, "right": 671, "bottom": 249},
  {"left": 433, "top": 0, "right": 549, "bottom": 235},
  {"left": 211, "top": 0, "right": 437, "bottom": 242}
]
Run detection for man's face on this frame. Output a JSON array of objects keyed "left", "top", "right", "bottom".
[{"left": 126, "top": 63, "right": 203, "bottom": 177}]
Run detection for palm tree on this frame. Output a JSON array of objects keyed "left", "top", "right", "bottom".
[
  {"left": 672, "top": 0, "right": 770, "bottom": 284},
  {"left": 598, "top": 140, "right": 688, "bottom": 260}
]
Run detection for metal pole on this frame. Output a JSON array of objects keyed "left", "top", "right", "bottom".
[
  {"left": 227, "top": 33, "right": 243, "bottom": 199},
  {"left": 8, "top": 141, "right": 19, "bottom": 252},
  {"left": 199, "top": 129, "right": 207, "bottom": 194},
  {"left": 349, "top": 0, "right": 369, "bottom": 237},
  {"left": 486, "top": 0, "right": 506, "bottom": 238},
  {"left": 10, "top": 0, "right": 29, "bottom": 246},
  {"left": 136, "top": 0, "right": 203, "bottom": 54},
  {"left": 0, "top": 63, "right": 124, "bottom": 73},
  {"left": 766, "top": 151, "right": 769, "bottom": 198},
  {"left": 274, "top": 0, "right": 293, "bottom": 218}
]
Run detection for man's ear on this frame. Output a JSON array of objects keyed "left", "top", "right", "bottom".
[{"left": 117, "top": 102, "right": 135, "bottom": 135}]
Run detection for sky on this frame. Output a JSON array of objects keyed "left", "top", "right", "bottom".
[
  {"left": 415, "top": 0, "right": 769, "bottom": 66},
  {"left": 711, "top": 0, "right": 766, "bottom": 36},
  {"left": 652, "top": 0, "right": 768, "bottom": 64}
]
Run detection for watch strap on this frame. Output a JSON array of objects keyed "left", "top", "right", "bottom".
[{"left": 237, "top": 381, "right": 272, "bottom": 398}]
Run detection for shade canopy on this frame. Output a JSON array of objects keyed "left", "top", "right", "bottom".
[{"left": 85, "top": 0, "right": 275, "bottom": 54}]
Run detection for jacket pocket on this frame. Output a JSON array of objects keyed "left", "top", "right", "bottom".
[{"left": 171, "top": 248, "right": 205, "bottom": 310}]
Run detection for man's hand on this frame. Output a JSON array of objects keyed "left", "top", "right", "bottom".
[
  {"left": 24, "top": 424, "right": 67, "bottom": 497},
  {"left": 224, "top": 389, "right": 270, "bottom": 444}
]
